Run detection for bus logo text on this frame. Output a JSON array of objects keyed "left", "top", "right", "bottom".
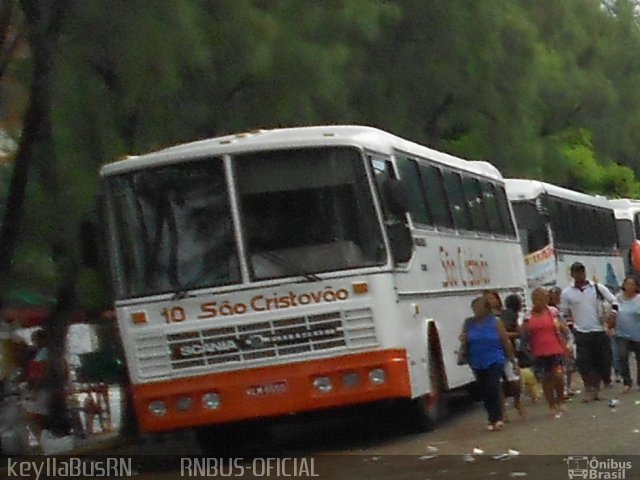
[
  {"left": 171, "top": 325, "right": 342, "bottom": 361},
  {"left": 439, "top": 246, "right": 491, "bottom": 288},
  {"left": 189, "top": 287, "right": 350, "bottom": 322}
]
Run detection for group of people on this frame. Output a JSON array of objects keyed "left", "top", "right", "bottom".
[
  {"left": 0, "top": 325, "right": 50, "bottom": 435},
  {"left": 459, "top": 261, "right": 640, "bottom": 432}
]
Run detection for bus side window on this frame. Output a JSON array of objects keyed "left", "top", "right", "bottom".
[
  {"left": 589, "top": 208, "right": 599, "bottom": 250},
  {"left": 369, "top": 157, "right": 401, "bottom": 223},
  {"left": 576, "top": 206, "right": 585, "bottom": 248},
  {"left": 559, "top": 202, "right": 570, "bottom": 248},
  {"left": 396, "top": 156, "right": 431, "bottom": 227},
  {"left": 419, "top": 164, "right": 454, "bottom": 229},
  {"left": 480, "top": 181, "right": 503, "bottom": 234},
  {"left": 593, "top": 208, "right": 604, "bottom": 251},
  {"left": 617, "top": 218, "right": 634, "bottom": 251},
  {"left": 570, "top": 204, "right": 581, "bottom": 250},
  {"left": 605, "top": 210, "right": 618, "bottom": 249},
  {"left": 443, "top": 170, "right": 472, "bottom": 232},
  {"left": 546, "top": 197, "right": 565, "bottom": 246},
  {"left": 494, "top": 185, "right": 516, "bottom": 237},
  {"left": 462, "top": 176, "right": 490, "bottom": 233},
  {"left": 633, "top": 213, "right": 640, "bottom": 243},
  {"left": 444, "top": 170, "right": 471, "bottom": 230}
]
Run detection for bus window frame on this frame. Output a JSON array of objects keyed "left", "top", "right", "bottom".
[
  {"left": 494, "top": 184, "right": 517, "bottom": 238},
  {"left": 368, "top": 153, "right": 403, "bottom": 225},
  {"left": 617, "top": 217, "right": 634, "bottom": 250},
  {"left": 417, "top": 162, "right": 455, "bottom": 233},
  {"left": 481, "top": 181, "right": 509, "bottom": 237},
  {"left": 365, "top": 150, "right": 402, "bottom": 268},
  {"left": 544, "top": 194, "right": 618, "bottom": 254},
  {"left": 394, "top": 154, "right": 434, "bottom": 230},
  {"left": 392, "top": 149, "right": 517, "bottom": 240},
  {"left": 461, "top": 175, "right": 492, "bottom": 236},
  {"left": 442, "top": 169, "right": 474, "bottom": 234},
  {"left": 393, "top": 150, "right": 459, "bottom": 234},
  {"left": 233, "top": 145, "right": 393, "bottom": 283},
  {"left": 634, "top": 213, "right": 640, "bottom": 242}
]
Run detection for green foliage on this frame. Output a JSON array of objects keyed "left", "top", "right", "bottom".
[
  {"left": 551, "top": 129, "right": 601, "bottom": 192},
  {"left": 545, "top": 128, "right": 640, "bottom": 198},
  {"left": 76, "top": 267, "right": 110, "bottom": 314},
  {"left": 5, "top": 0, "right": 640, "bottom": 302}
]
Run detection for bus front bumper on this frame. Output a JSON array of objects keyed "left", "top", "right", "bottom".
[{"left": 132, "top": 348, "right": 411, "bottom": 433}]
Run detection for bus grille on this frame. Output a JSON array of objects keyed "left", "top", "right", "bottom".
[{"left": 134, "top": 307, "right": 377, "bottom": 380}]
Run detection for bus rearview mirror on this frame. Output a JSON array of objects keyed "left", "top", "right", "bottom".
[
  {"left": 384, "top": 179, "right": 409, "bottom": 215},
  {"left": 387, "top": 222, "right": 413, "bottom": 264}
]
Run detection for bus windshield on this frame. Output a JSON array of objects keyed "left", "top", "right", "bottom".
[
  {"left": 106, "top": 147, "right": 386, "bottom": 299},
  {"left": 235, "top": 147, "right": 385, "bottom": 281},
  {"left": 106, "top": 158, "right": 240, "bottom": 299},
  {"left": 616, "top": 218, "right": 634, "bottom": 250},
  {"left": 511, "top": 201, "right": 550, "bottom": 254}
]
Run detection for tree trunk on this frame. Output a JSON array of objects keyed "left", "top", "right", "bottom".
[
  {"left": 44, "top": 249, "right": 77, "bottom": 435},
  {"left": 0, "top": 0, "right": 73, "bottom": 436},
  {"left": 0, "top": 0, "right": 67, "bottom": 300}
]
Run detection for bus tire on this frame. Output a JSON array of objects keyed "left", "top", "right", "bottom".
[
  {"left": 631, "top": 240, "right": 640, "bottom": 273},
  {"left": 406, "top": 332, "right": 448, "bottom": 432}
]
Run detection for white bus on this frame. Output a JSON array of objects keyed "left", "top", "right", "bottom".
[
  {"left": 99, "top": 126, "right": 527, "bottom": 444},
  {"left": 506, "top": 179, "right": 624, "bottom": 290},
  {"left": 609, "top": 198, "right": 640, "bottom": 276}
]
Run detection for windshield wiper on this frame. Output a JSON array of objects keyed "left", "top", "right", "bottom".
[
  {"left": 171, "top": 249, "right": 321, "bottom": 300},
  {"left": 254, "top": 250, "right": 322, "bottom": 282},
  {"left": 172, "top": 287, "right": 197, "bottom": 301},
  {"left": 171, "top": 275, "right": 201, "bottom": 300}
]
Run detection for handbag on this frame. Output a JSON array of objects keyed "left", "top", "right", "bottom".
[
  {"left": 547, "top": 307, "right": 568, "bottom": 352},
  {"left": 516, "top": 335, "right": 534, "bottom": 368},
  {"left": 595, "top": 283, "right": 615, "bottom": 328}
]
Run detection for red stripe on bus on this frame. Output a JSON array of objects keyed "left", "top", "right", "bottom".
[{"left": 132, "top": 348, "right": 411, "bottom": 433}]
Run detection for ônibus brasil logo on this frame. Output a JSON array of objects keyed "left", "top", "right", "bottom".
[{"left": 566, "top": 456, "right": 632, "bottom": 479}]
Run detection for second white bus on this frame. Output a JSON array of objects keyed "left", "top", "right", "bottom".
[
  {"left": 609, "top": 198, "right": 640, "bottom": 276},
  {"left": 506, "top": 179, "right": 624, "bottom": 290}
]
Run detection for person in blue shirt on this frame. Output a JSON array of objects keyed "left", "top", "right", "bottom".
[
  {"left": 464, "top": 296, "right": 516, "bottom": 431},
  {"left": 614, "top": 276, "right": 640, "bottom": 393}
]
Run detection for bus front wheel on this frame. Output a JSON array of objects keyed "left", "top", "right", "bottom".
[{"left": 406, "top": 341, "right": 448, "bottom": 432}]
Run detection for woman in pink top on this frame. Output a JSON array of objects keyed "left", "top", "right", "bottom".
[{"left": 523, "top": 287, "right": 568, "bottom": 417}]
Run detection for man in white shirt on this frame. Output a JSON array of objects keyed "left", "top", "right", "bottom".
[{"left": 560, "top": 262, "right": 617, "bottom": 402}]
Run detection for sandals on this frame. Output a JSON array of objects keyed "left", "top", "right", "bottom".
[{"left": 487, "top": 421, "right": 504, "bottom": 431}]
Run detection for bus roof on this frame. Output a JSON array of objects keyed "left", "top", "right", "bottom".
[
  {"left": 100, "top": 125, "right": 503, "bottom": 180},
  {"left": 505, "top": 178, "right": 612, "bottom": 209},
  {"left": 609, "top": 198, "right": 640, "bottom": 221}
]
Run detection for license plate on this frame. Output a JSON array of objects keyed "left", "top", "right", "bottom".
[{"left": 246, "top": 380, "right": 288, "bottom": 397}]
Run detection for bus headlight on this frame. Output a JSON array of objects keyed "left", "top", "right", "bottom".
[
  {"left": 202, "top": 393, "right": 221, "bottom": 410},
  {"left": 342, "top": 372, "right": 360, "bottom": 388},
  {"left": 148, "top": 400, "right": 167, "bottom": 416},
  {"left": 176, "top": 396, "right": 193, "bottom": 411},
  {"left": 313, "top": 376, "right": 333, "bottom": 393},
  {"left": 369, "top": 368, "right": 386, "bottom": 385}
]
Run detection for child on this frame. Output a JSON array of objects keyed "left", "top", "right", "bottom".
[
  {"left": 548, "top": 286, "right": 577, "bottom": 397},
  {"left": 520, "top": 364, "right": 542, "bottom": 402},
  {"left": 501, "top": 293, "right": 525, "bottom": 419}
]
